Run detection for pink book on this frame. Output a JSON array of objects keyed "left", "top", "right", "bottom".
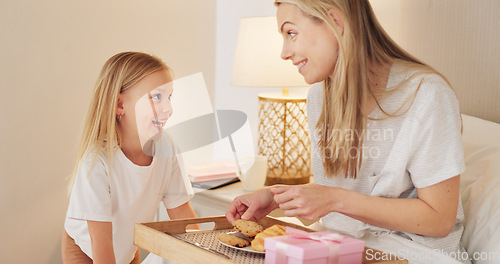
[{"left": 187, "top": 161, "right": 238, "bottom": 182}]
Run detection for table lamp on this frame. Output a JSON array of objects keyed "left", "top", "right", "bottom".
[{"left": 231, "top": 16, "right": 311, "bottom": 185}]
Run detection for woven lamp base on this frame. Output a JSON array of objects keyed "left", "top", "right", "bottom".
[{"left": 258, "top": 93, "right": 311, "bottom": 185}]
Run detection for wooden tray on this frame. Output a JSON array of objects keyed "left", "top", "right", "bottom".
[{"left": 134, "top": 216, "right": 407, "bottom": 264}]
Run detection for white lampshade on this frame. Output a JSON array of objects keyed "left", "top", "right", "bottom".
[{"left": 231, "top": 16, "right": 308, "bottom": 87}]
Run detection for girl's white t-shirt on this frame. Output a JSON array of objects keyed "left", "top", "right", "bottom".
[
  {"left": 64, "top": 132, "right": 194, "bottom": 264},
  {"left": 307, "top": 60, "right": 466, "bottom": 255}
]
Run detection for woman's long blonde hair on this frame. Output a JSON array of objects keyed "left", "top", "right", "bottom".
[
  {"left": 275, "top": 0, "right": 440, "bottom": 179},
  {"left": 67, "top": 52, "right": 169, "bottom": 194}
]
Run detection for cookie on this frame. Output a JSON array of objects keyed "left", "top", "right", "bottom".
[
  {"left": 251, "top": 225, "right": 287, "bottom": 252},
  {"left": 233, "top": 219, "right": 264, "bottom": 238},
  {"left": 217, "top": 232, "right": 250, "bottom": 248}
]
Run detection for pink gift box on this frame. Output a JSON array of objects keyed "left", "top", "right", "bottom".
[{"left": 264, "top": 227, "right": 365, "bottom": 264}]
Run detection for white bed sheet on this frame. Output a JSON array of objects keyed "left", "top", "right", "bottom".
[{"left": 460, "top": 115, "right": 500, "bottom": 264}]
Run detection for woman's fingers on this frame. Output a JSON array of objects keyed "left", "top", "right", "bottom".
[
  {"left": 240, "top": 203, "right": 259, "bottom": 220},
  {"left": 271, "top": 185, "right": 298, "bottom": 205},
  {"left": 269, "top": 185, "right": 289, "bottom": 194},
  {"left": 278, "top": 199, "right": 300, "bottom": 211},
  {"left": 283, "top": 208, "right": 301, "bottom": 217},
  {"left": 225, "top": 204, "right": 239, "bottom": 223},
  {"left": 226, "top": 197, "right": 249, "bottom": 223},
  {"left": 227, "top": 188, "right": 278, "bottom": 223}
]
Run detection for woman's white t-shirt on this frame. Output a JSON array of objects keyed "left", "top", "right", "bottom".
[
  {"left": 64, "top": 132, "right": 194, "bottom": 264},
  {"left": 307, "top": 60, "right": 466, "bottom": 255}
]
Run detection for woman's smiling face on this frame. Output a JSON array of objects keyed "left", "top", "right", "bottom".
[{"left": 277, "top": 3, "right": 340, "bottom": 84}]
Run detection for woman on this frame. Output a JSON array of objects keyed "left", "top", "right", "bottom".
[{"left": 226, "top": 1, "right": 468, "bottom": 263}]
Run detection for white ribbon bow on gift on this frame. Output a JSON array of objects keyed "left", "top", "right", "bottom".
[{"left": 275, "top": 227, "right": 345, "bottom": 264}]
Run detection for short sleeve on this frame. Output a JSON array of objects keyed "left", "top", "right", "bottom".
[
  {"left": 407, "top": 76, "right": 465, "bottom": 188},
  {"left": 66, "top": 153, "right": 112, "bottom": 221},
  {"left": 162, "top": 140, "right": 194, "bottom": 209}
]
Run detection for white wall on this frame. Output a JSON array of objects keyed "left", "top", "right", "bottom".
[
  {"left": 369, "top": 0, "right": 401, "bottom": 42},
  {"left": 371, "top": 0, "right": 500, "bottom": 123},
  {"left": 396, "top": 0, "right": 500, "bottom": 123},
  {"left": 0, "top": 1, "right": 215, "bottom": 263}
]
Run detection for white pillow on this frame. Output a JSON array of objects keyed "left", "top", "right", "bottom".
[{"left": 460, "top": 114, "right": 500, "bottom": 263}]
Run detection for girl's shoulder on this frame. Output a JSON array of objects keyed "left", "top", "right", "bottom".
[{"left": 79, "top": 145, "right": 117, "bottom": 170}]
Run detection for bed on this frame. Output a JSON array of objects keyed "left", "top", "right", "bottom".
[{"left": 460, "top": 114, "right": 500, "bottom": 263}]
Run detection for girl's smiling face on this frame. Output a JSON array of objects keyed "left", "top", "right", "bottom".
[
  {"left": 118, "top": 69, "right": 173, "bottom": 153},
  {"left": 135, "top": 80, "right": 173, "bottom": 147},
  {"left": 277, "top": 3, "right": 340, "bottom": 84}
]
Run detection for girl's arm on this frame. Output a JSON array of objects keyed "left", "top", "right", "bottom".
[
  {"left": 87, "top": 220, "right": 116, "bottom": 264},
  {"left": 272, "top": 175, "right": 460, "bottom": 238},
  {"left": 166, "top": 201, "right": 199, "bottom": 230}
]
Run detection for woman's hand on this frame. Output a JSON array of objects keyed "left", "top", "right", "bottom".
[
  {"left": 269, "top": 177, "right": 461, "bottom": 238},
  {"left": 271, "top": 184, "right": 339, "bottom": 221},
  {"left": 226, "top": 187, "right": 279, "bottom": 223}
]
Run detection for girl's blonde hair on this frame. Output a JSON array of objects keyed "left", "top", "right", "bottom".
[
  {"left": 68, "top": 51, "right": 169, "bottom": 193},
  {"left": 275, "top": 0, "right": 442, "bottom": 179}
]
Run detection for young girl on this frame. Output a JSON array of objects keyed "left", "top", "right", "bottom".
[
  {"left": 227, "top": 1, "right": 468, "bottom": 263},
  {"left": 62, "top": 52, "right": 197, "bottom": 264}
]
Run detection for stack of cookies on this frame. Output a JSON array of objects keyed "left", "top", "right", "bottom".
[{"left": 217, "top": 220, "right": 287, "bottom": 252}]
